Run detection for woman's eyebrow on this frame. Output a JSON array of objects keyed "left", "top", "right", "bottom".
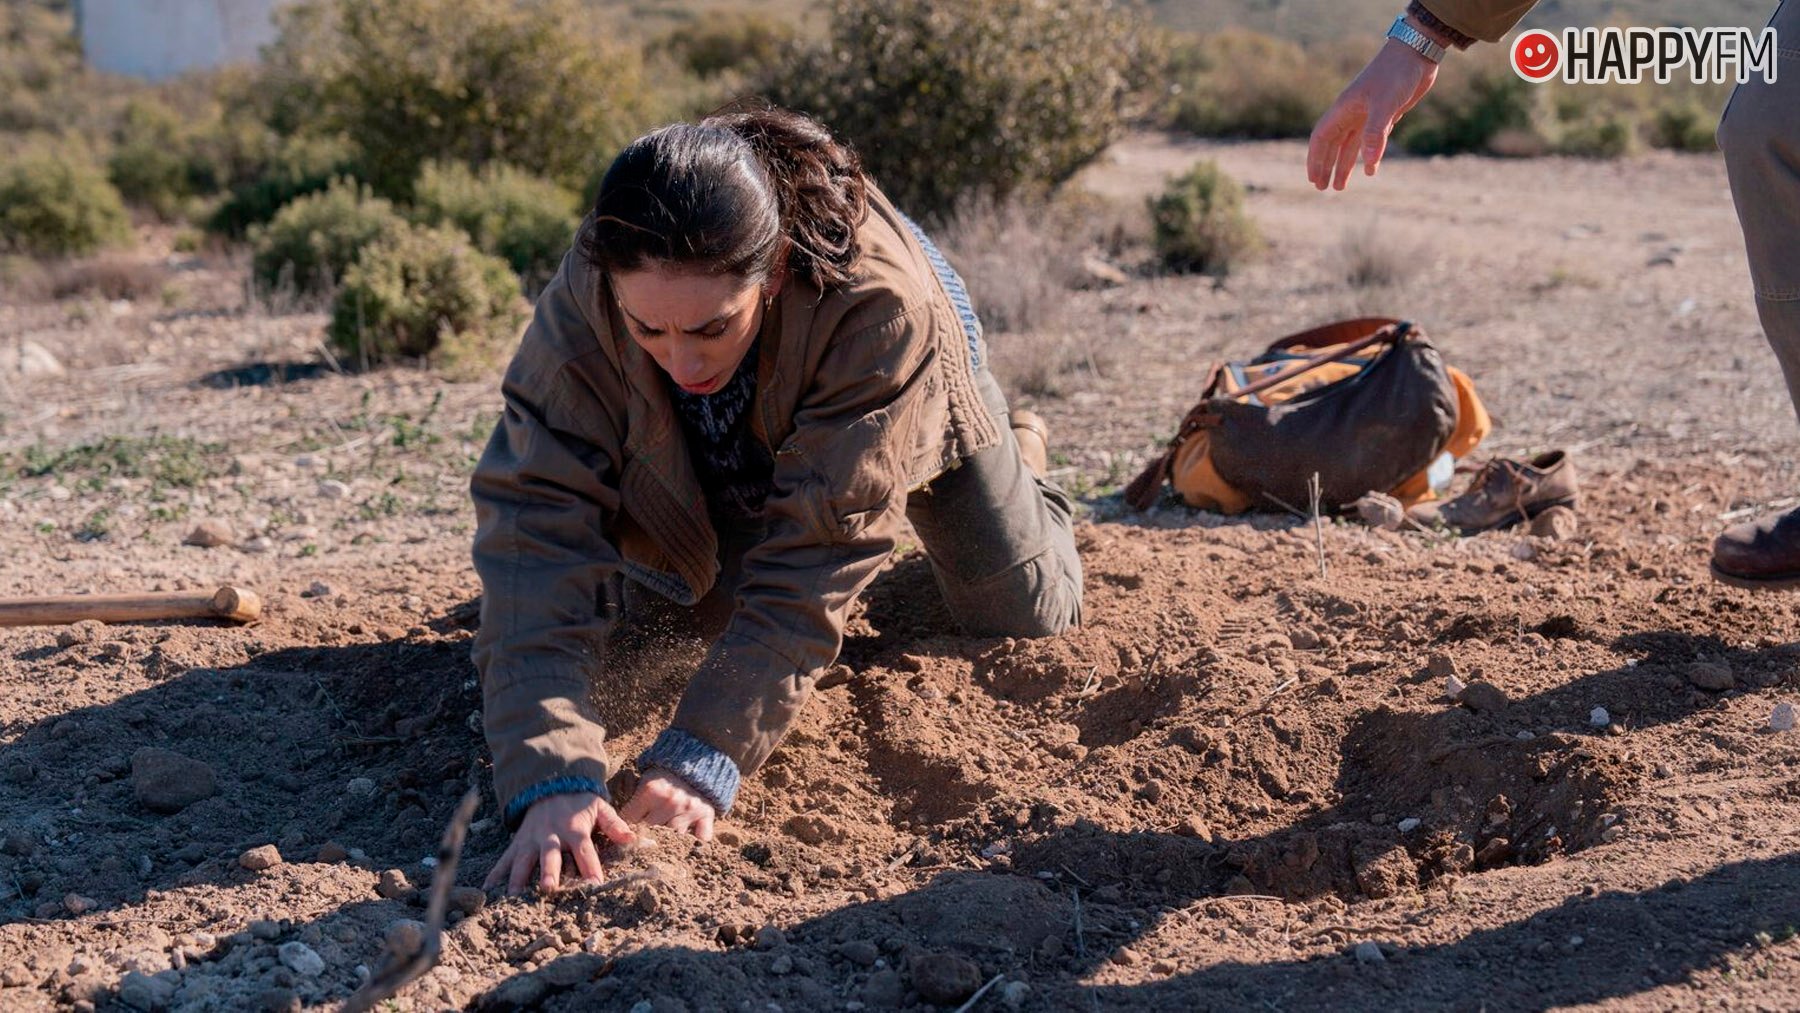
[{"left": 616, "top": 301, "right": 733, "bottom": 335}]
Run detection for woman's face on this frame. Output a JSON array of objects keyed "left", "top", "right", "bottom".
[{"left": 612, "top": 266, "right": 777, "bottom": 395}]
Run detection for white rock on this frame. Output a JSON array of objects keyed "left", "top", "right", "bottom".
[
  {"left": 1353, "top": 941, "right": 1385, "bottom": 964},
  {"left": 1589, "top": 707, "right": 1611, "bottom": 728},
  {"left": 6, "top": 339, "right": 65, "bottom": 378},
  {"left": 1397, "top": 818, "right": 1421, "bottom": 833},
  {"left": 277, "top": 941, "right": 325, "bottom": 977},
  {"left": 1511, "top": 541, "right": 1537, "bottom": 561},
  {"left": 47, "top": 485, "right": 72, "bottom": 502},
  {"left": 238, "top": 536, "right": 274, "bottom": 554},
  {"left": 317, "top": 479, "right": 352, "bottom": 500},
  {"left": 1443, "top": 674, "right": 1467, "bottom": 701},
  {"left": 1771, "top": 702, "right": 1798, "bottom": 732},
  {"left": 346, "top": 777, "right": 377, "bottom": 798}
]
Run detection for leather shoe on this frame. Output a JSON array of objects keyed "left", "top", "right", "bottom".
[
  {"left": 1712, "top": 506, "right": 1800, "bottom": 590},
  {"left": 1410, "top": 451, "right": 1578, "bottom": 534},
  {"left": 1011, "top": 410, "right": 1050, "bottom": 480}
]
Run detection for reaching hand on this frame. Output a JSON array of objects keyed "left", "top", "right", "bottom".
[
  {"left": 484, "top": 791, "right": 638, "bottom": 895},
  {"left": 619, "top": 770, "right": 717, "bottom": 843},
  {"left": 1308, "top": 40, "right": 1441, "bottom": 191}
]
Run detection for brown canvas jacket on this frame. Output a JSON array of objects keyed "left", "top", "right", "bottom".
[
  {"left": 1419, "top": 0, "right": 1539, "bottom": 42},
  {"left": 469, "top": 189, "right": 1000, "bottom": 814}
]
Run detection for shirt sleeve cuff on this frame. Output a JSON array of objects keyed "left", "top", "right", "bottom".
[
  {"left": 637, "top": 728, "right": 742, "bottom": 815},
  {"left": 502, "top": 775, "right": 610, "bottom": 830}
]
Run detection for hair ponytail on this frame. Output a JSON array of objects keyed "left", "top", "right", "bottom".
[{"left": 581, "top": 105, "right": 869, "bottom": 291}]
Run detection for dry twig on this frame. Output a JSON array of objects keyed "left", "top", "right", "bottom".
[
  {"left": 340, "top": 789, "right": 480, "bottom": 1013},
  {"left": 1308, "top": 472, "right": 1328, "bottom": 579}
]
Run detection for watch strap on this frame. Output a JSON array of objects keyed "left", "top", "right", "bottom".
[{"left": 1387, "top": 15, "right": 1448, "bottom": 64}]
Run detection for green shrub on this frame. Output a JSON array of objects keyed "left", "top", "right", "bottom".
[
  {"left": 1148, "top": 161, "right": 1260, "bottom": 276},
  {"left": 328, "top": 223, "right": 525, "bottom": 370},
  {"left": 1555, "top": 113, "right": 1636, "bottom": 159},
  {"left": 263, "top": 0, "right": 655, "bottom": 198},
  {"left": 1648, "top": 101, "right": 1719, "bottom": 152},
  {"left": 656, "top": 11, "right": 798, "bottom": 80},
  {"left": 767, "top": 0, "right": 1154, "bottom": 221},
  {"left": 1398, "top": 68, "right": 1538, "bottom": 156},
  {"left": 0, "top": 147, "right": 132, "bottom": 257},
  {"left": 208, "top": 133, "right": 360, "bottom": 237},
  {"left": 250, "top": 177, "right": 405, "bottom": 293},
  {"left": 412, "top": 161, "right": 579, "bottom": 286}
]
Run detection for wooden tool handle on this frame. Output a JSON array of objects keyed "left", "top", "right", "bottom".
[{"left": 0, "top": 586, "right": 262, "bottom": 627}]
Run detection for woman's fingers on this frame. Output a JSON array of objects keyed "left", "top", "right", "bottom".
[
  {"left": 693, "top": 812, "right": 715, "bottom": 843},
  {"left": 1307, "top": 107, "right": 1353, "bottom": 190},
  {"left": 483, "top": 842, "right": 513, "bottom": 890},
  {"left": 1332, "top": 126, "right": 1362, "bottom": 191},
  {"left": 538, "top": 836, "right": 564, "bottom": 893},
  {"left": 506, "top": 843, "right": 537, "bottom": 896},
  {"left": 590, "top": 798, "right": 639, "bottom": 846},
  {"left": 572, "top": 835, "right": 606, "bottom": 883}
]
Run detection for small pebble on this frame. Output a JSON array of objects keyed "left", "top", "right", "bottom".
[
  {"left": 1443, "top": 673, "right": 1467, "bottom": 701},
  {"left": 753, "top": 925, "right": 786, "bottom": 950},
  {"left": 62, "top": 892, "right": 96, "bottom": 915},
  {"left": 277, "top": 942, "right": 325, "bottom": 977},
  {"left": 450, "top": 887, "right": 486, "bottom": 915},
  {"left": 1510, "top": 541, "right": 1537, "bottom": 561},
  {"left": 1686, "top": 662, "right": 1735, "bottom": 692},
  {"left": 316, "top": 842, "right": 349, "bottom": 863},
  {"left": 1354, "top": 941, "right": 1385, "bottom": 964},
  {"left": 249, "top": 919, "right": 282, "bottom": 941},
  {"left": 302, "top": 581, "right": 335, "bottom": 599},
  {"left": 376, "top": 869, "right": 413, "bottom": 900},
  {"left": 346, "top": 777, "right": 377, "bottom": 798},
  {"left": 317, "top": 479, "right": 351, "bottom": 500},
  {"left": 1397, "top": 818, "right": 1421, "bottom": 833},
  {"left": 385, "top": 919, "right": 425, "bottom": 959},
  {"left": 239, "top": 845, "right": 283, "bottom": 871},
  {"left": 182, "top": 520, "right": 234, "bottom": 549}
]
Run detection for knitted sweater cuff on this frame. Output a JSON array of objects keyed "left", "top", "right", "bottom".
[
  {"left": 503, "top": 775, "right": 610, "bottom": 831},
  {"left": 638, "top": 728, "right": 742, "bottom": 815}
]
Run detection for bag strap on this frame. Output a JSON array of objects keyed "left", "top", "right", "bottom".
[{"left": 1227, "top": 321, "right": 1410, "bottom": 402}]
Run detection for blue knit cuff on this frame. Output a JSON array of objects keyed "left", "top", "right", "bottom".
[
  {"left": 503, "top": 775, "right": 610, "bottom": 830},
  {"left": 638, "top": 729, "right": 742, "bottom": 815}
]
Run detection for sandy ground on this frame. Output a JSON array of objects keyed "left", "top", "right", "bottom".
[{"left": 3, "top": 136, "right": 1800, "bottom": 1012}]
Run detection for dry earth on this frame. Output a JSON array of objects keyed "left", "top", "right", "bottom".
[{"left": 3, "top": 136, "right": 1800, "bottom": 1012}]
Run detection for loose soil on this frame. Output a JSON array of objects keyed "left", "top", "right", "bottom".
[{"left": 3, "top": 137, "right": 1800, "bottom": 1012}]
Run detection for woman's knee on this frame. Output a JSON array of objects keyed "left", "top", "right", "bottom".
[{"left": 946, "top": 551, "right": 1083, "bottom": 639}]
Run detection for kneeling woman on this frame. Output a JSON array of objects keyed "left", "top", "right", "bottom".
[{"left": 472, "top": 107, "right": 1083, "bottom": 893}]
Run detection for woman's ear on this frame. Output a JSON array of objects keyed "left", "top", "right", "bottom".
[{"left": 763, "top": 239, "right": 793, "bottom": 301}]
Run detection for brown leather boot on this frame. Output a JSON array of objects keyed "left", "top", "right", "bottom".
[
  {"left": 1712, "top": 507, "right": 1800, "bottom": 590},
  {"left": 1409, "top": 450, "right": 1579, "bottom": 534},
  {"left": 1011, "top": 410, "right": 1050, "bottom": 480}
]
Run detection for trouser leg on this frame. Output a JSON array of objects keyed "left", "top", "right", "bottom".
[
  {"left": 1718, "top": 1, "right": 1800, "bottom": 426},
  {"left": 904, "top": 366, "right": 1084, "bottom": 637}
]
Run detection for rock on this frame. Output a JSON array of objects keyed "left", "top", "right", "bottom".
[
  {"left": 1772, "top": 703, "right": 1799, "bottom": 732},
  {"left": 118, "top": 970, "right": 175, "bottom": 1010},
  {"left": 346, "top": 777, "right": 377, "bottom": 798},
  {"left": 859, "top": 969, "right": 906, "bottom": 1008},
  {"left": 839, "top": 940, "right": 880, "bottom": 967},
  {"left": 256, "top": 987, "right": 301, "bottom": 1013},
  {"left": 130, "top": 748, "right": 217, "bottom": 813},
  {"left": 999, "top": 980, "right": 1031, "bottom": 1008},
  {"left": 784, "top": 814, "right": 848, "bottom": 846},
  {"left": 1353, "top": 492, "right": 1406, "bottom": 531},
  {"left": 1529, "top": 506, "right": 1579, "bottom": 540},
  {"left": 537, "top": 953, "right": 606, "bottom": 989},
  {"left": 277, "top": 941, "right": 324, "bottom": 977},
  {"left": 63, "top": 892, "right": 97, "bottom": 915},
  {"left": 317, "top": 479, "right": 352, "bottom": 500},
  {"left": 249, "top": 919, "right": 282, "bottom": 940},
  {"left": 910, "top": 952, "right": 982, "bottom": 1005},
  {"left": 7, "top": 339, "right": 64, "bottom": 377},
  {"left": 57, "top": 619, "right": 106, "bottom": 648},
  {"left": 1457, "top": 682, "right": 1510, "bottom": 714},
  {"left": 316, "top": 841, "right": 349, "bottom": 863},
  {"left": 182, "top": 520, "right": 234, "bottom": 548},
  {"left": 481, "top": 972, "right": 550, "bottom": 1011},
  {"left": 1444, "top": 673, "right": 1468, "bottom": 701},
  {"left": 1397, "top": 818, "right": 1421, "bottom": 833},
  {"left": 1078, "top": 254, "right": 1131, "bottom": 289},
  {"left": 385, "top": 919, "right": 425, "bottom": 959},
  {"left": 1686, "top": 662, "right": 1736, "bottom": 692},
  {"left": 239, "top": 845, "right": 282, "bottom": 871},
  {"left": 1111, "top": 946, "right": 1140, "bottom": 966},
  {"left": 1353, "top": 941, "right": 1385, "bottom": 965},
  {"left": 1589, "top": 707, "right": 1611, "bottom": 728},
  {"left": 239, "top": 536, "right": 274, "bottom": 554},
  {"left": 450, "top": 886, "right": 487, "bottom": 915},
  {"left": 1510, "top": 541, "right": 1538, "bottom": 562},
  {"left": 769, "top": 953, "right": 794, "bottom": 975},
  {"left": 302, "top": 581, "right": 335, "bottom": 599},
  {"left": 1427, "top": 652, "right": 1458, "bottom": 679},
  {"left": 752, "top": 925, "right": 786, "bottom": 950},
  {"left": 1175, "top": 814, "right": 1211, "bottom": 839},
  {"left": 376, "top": 869, "right": 413, "bottom": 900}
]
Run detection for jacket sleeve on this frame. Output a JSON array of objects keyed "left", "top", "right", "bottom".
[
  {"left": 1418, "top": 0, "right": 1539, "bottom": 43},
  {"left": 469, "top": 264, "right": 625, "bottom": 824},
  {"left": 645, "top": 302, "right": 939, "bottom": 812}
]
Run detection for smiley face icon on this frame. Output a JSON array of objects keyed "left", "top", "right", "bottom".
[{"left": 1511, "top": 29, "right": 1561, "bottom": 81}]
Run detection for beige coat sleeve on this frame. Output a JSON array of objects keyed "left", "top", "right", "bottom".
[
  {"left": 469, "top": 261, "right": 624, "bottom": 819},
  {"left": 1418, "top": 0, "right": 1540, "bottom": 43}
]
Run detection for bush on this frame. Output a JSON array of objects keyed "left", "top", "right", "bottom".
[
  {"left": 328, "top": 223, "right": 525, "bottom": 371},
  {"left": 264, "top": 0, "right": 655, "bottom": 198},
  {"left": 48, "top": 254, "right": 168, "bottom": 302},
  {"left": 1648, "top": 101, "right": 1719, "bottom": 153},
  {"left": 208, "top": 133, "right": 360, "bottom": 237},
  {"left": 767, "top": 0, "right": 1154, "bottom": 221},
  {"left": 656, "top": 11, "right": 798, "bottom": 80},
  {"left": 250, "top": 177, "right": 405, "bottom": 294},
  {"left": 1555, "top": 113, "right": 1636, "bottom": 159},
  {"left": 0, "top": 148, "right": 132, "bottom": 257},
  {"left": 1165, "top": 31, "right": 1361, "bottom": 139},
  {"left": 1149, "top": 161, "right": 1260, "bottom": 276},
  {"left": 412, "top": 161, "right": 580, "bottom": 287},
  {"left": 1398, "top": 67, "right": 1538, "bottom": 156}
]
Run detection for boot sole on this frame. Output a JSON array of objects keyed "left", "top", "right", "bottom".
[{"left": 1709, "top": 562, "right": 1800, "bottom": 592}]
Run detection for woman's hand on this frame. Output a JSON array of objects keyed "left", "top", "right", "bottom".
[
  {"left": 619, "top": 770, "right": 717, "bottom": 842},
  {"left": 1307, "top": 39, "right": 1441, "bottom": 191},
  {"left": 484, "top": 792, "right": 638, "bottom": 895}
]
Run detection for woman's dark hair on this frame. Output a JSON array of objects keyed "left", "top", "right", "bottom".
[{"left": 580, "top": 106, "right": 869, "bottom": 290}]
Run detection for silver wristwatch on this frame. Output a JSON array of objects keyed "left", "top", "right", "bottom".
[{"left": 1387, "top": 15, "right": 1447, "bottom": 63}]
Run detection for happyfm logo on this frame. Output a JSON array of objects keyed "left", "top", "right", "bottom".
[{"left": 1512, "top": 29, "right": 1561, "bottom": 80}]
